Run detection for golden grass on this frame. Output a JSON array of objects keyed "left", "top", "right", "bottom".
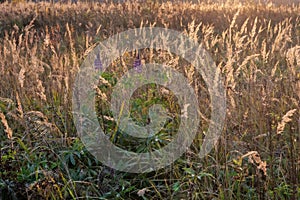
[{"left": 0, "top": 1, "right": 299, "bottom": 199}]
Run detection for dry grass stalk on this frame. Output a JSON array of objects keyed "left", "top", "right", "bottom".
[
  {"left": 0, "top": 112, "right": 13, "bottom": 139},
  {"left": 286, "top": 45, "right": 300, "bottom": 99},
  {"left": 277, "top": 109, "right": 297, "bottom": 134},
  {"left": 242, "top": 151, "right": 267, "bottom": 177},
  {"left": 15, "top": 92, "right": 23, "bottom": 119}
]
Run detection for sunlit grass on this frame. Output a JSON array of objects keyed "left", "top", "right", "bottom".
[{"left": 0, "top": 0, "right": 299, "bottom": 199}]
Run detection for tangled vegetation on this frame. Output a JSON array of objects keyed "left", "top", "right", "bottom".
[{"left": 0, "top": 0, "right": 299, "bottom": 199}]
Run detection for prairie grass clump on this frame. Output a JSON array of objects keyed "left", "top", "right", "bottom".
[{"left": 0, "top": 0, "right": 299, "bottom": 199}]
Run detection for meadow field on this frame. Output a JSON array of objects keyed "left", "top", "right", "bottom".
[{"left": 0, "top": 0, "right": 299, "bottom": 199}]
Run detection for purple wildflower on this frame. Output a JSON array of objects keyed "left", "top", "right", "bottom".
[
  {"left": 133, "top": 52, "right": 142, "bottom": 73},
  {"left": 94, "top": 54, "right": 103, "bottom": 70}
]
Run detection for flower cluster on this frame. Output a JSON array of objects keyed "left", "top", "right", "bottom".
[
  {"left": 133, "top": 52, "right": 142, "bottom": 73},
  {"left": 94, "top": 54, "right": 103, "bottom": 70}
]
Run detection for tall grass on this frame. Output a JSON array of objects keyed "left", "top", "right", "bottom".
[{"left": 0, "top": 1, "right": 299, "bottom": 199}]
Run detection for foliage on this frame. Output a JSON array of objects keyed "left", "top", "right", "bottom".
[{"left": 0, "top": 0, "right": 299, "bottom": 199}]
